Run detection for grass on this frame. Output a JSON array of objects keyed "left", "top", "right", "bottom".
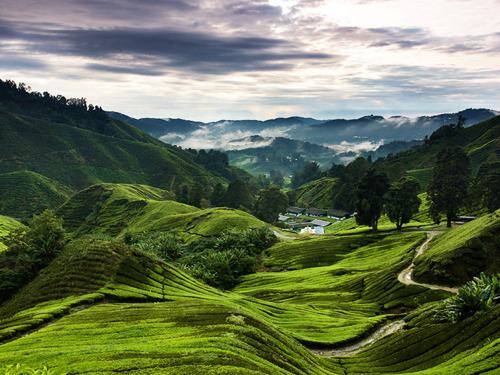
[
  {"left": 0, "top": 216, "right": 24, "bottom": 252},
  {"left": 413, "top": 209, "right": 500, "bottom": 285},
  {"left": 0, "top": 171, "right": 72, "bottom": 219}
]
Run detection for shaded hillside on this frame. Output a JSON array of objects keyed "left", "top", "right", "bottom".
[
  {"left": 294, "top": 178, "right": 339, "bottom": 209},
  {"left": 413, "top": 210, "right": 500, "bottom": 285},
  {"left": 0, "top": 80, "right": 161, "bottom": 145},
  {"left": 0, "top": 171, "right": 72, "bottom": 218},
  {"left": 0, "top": 216, "right": 24, "bottom": 252},
  {"left": 57, "top": 183, "right": 266, "bottom": 241},
  {"left": 390, "top": 115, "right": 500, "bottom": 174},
  {"left": 0, "top": 110, "right": 225, "bottom": 191}
]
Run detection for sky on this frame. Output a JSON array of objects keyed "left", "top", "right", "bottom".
[{"left": 1, "top": 0, "right": 499, "bottom": 121}]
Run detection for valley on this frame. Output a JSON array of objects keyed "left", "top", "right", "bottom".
[{"left": 0, "top": 80, "right": 499, "bottom": 374}]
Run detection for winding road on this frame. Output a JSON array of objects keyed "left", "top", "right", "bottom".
[
  {"left": 311, "top": 230, "right": 457, "bottom": 357},
  {"left": 397, "top": 232, "right": 458, "bottom": 294}
]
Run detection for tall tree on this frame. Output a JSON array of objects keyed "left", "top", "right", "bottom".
[
  {"left": 473, "top": 161, "right": 500, "bottom": 212},
  {"left": 427, "top": 147, "right": 471, "bottom": 227},
  {"left": 188, "top": 182, "right": 204, "bottom": 208},
  {"left": 210, "top": 183, "right": 226, "bottom": 207},
  {"left": 223, "top": 179, "right": 253, "bottom": 209},
  {"left": 355, "top": 166, "right": 390, "bottom": 231},
  {"left": 255, "top": 185, "right": 289, "bottom": 224},
  {"left": 384, "top": 177, "right": 421, "bottom": 230}
]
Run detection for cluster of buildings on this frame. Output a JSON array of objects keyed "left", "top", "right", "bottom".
[{"left": 279, "top": 206, "right": 353, "bottom": 235}]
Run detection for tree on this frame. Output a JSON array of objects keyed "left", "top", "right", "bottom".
[
  {"left": 188, "top": 182, "right": 204, "bottom": 208},
  {"left": 223, "top": 179, "right": 253, "bottom": 209},
  {"left": 355, "top": 166, "right": 390, "bottom": 231},
  {"left": 210, "top": 183, "right": 226, "bottom": 207},
  {"left": 291, "top": 162, "right": 321, "bottom": 188},
  {"left": 384, "top": 177, "right": 421, "bottom": 230},
  {"left": 175, "top": 183, "right": 190, "bottom": 204},
  {"left": 473, "top": 161, "right": 500, "bottom": 212},
  {"left": 427, "top": 147, "right": 471, "bottom": 227},
  {"left": 255, "top": 185, "right": 289, "bottom": 224},
  {"left": 0, "top": 210, "right": 66, "bottom": 303}
]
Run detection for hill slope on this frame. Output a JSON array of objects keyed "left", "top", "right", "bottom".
[
  {"left": 0, "top": 171, "right": 72, "bottom": 218},
  {"left": 390, "top": 115, "right": 500, "bottom": 175},
  {"left": 57, "top": 183, "right": 266, "bottom": 241},
  {"left": 413, "top": 210, "right": 500, "bottom": 285},
  {"left": 0, "top": 215, "right": 24, "bottom": 252}
]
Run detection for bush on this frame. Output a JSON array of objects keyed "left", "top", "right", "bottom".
[
  {"left": 0, "top": 210, "right": 66, "bottom": 304},
  {"left": 129, "top": 227, "right": 276, "bottom": 290},
  {"left": 435, "top": 272, "right": 500, "bottom": 322}
]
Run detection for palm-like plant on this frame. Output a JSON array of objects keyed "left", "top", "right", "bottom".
[{"left": 435, "top": 272, "right": 500, "bottom": 322}]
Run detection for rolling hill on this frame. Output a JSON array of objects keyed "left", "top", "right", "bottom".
[
  {"left": 0, "top": 171, "right": 72, "bottom": 219},
  {"left": 57, "top": 183, "right": 266, "bottom": 241}
]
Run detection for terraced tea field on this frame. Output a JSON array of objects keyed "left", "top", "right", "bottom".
[{"left": 1, "top": 212, "right": 499, "bottom": 374}]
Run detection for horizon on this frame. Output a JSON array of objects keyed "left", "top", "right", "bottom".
[{"left": 1, "top": 0, "right": 499, "bottom": 121}]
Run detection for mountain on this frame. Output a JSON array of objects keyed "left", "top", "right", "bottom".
[
  {"left": 0, "top": 80, "right": 239, "bottom": 217},
  {"left": 111, "top": 108, "right": 498, "bottom": 149},
  {"left": 389, "top": 114, "right": 500, "bottom": 189},
  {"left": 302, "top": 109, "right": 498, "bottom": 144},
  {"left": 107, "top": 111, "right": 204, "bottom": 138}
]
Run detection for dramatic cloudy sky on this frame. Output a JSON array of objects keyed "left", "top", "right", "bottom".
[{"left": 1, "top": 0, "right": 499, "bottom": 120}]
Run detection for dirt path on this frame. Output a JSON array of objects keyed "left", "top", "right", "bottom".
[
  {"left": 398, "top": 232, "right": 458, "bottom": 293},
  {"left": 272, "top": 229, "right": 298, "bottom": 240},
  {"left": 312, "top": 320, "right": 405, "bottom": 357}
]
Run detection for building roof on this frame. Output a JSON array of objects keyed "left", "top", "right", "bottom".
[
  {"left": 287, "top": 206, "right": 305, "bottom": 214},
  {"left": 287, "top": 222, "right": 311, "bottom": 229},
  {"left": 306, "top": 208, "right": 327, "bottom": 216},
  {"left": 327, "top": 209, "right": 347, "bottom": 217},
  {"left": 278, "top": 215, "right": 289, "bottom": 221},
  {"left": 311, "top": 219, "right": 332, "bottom": 227}
]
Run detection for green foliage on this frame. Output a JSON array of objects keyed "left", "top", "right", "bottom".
[
  {"left": 427, "top": 147, "right": 471, "bottom": 227},
  {"left": 435, "top": 272, "right": 500, "bottom": 322},
  {"left": 254, "top": 185, "right": 289, "bottom": 224},
  {"left": 473, "top": 161, "right": 500, "bottom": 212},
  {"left": 2, "top": 364, "right": 64, "bottom": 375},
  {"left": 223, "top": 179, "right": 253, "bottom": 209},
  {"left": 210, "top": 182, "right": 226, "bottom": 207},
  {"left": 355, "top": 166, "right": 390, "bottom": 231},
  {"left": 0, "top": 210, "right": 66, "bottom": 304},
  {"left": 291, "top": 161, "right": 321, "bottom": 189},
  {"left": 384, "top": 176, "right": 421, "bottom": 229},
  {"left": 294, "top": 177, "right": 339, "bottom": 209},
  {"left": 132, "top": 227, "right": 277, "bottom": 290}
]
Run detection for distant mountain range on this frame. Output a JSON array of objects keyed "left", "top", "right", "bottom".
[
  {"left": 109, "top": 108, "right": 498, "bottom": 175},
  {"left": 109, "top": 108, "right": 498, "bottom": 148}
]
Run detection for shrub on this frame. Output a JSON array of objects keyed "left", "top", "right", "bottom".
[
  {"left": 0, "top": 210, "right": 66, "bottom": 303},
  {"left": 435, "top": 272, "right": 500, "bottom": 322}
]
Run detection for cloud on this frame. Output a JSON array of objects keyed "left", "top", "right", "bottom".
[
  {"left": 327, "top": 140, "right": 384, "bottom": 153},
  {"left": 0, "top": 23, "right": 333, "bottom": 74}
]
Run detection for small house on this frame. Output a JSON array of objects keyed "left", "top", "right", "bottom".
[
  {"left": 311, "top": 219, "right": 331, "bottom": 227},
  {"left": 306, "top": 208, "right": 327, "bottom": 217},
  {"left": 287, "top": 207, "right": 306, "bottom": 216},
  {"left": 327, "top": 209, "right": 348, "bottom": 220},
  {"left": 278, "top": 215, "right": 289, "bottom": 222}
]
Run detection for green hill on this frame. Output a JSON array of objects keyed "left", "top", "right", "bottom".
[
  {"left": 0, "top": 171, "right": 72, "bottom": 218},
  {"left": 294, "top": 177, "right": 339, "bottom": 209},
  {"left": 413, "top": 209, "right": 500, "bottom": 285},
  {"left": 0, "top": 110, "right": 225, "bottom": 192},
  {"left": 0, "top": 215, "right": 24, "bottom": 252},
  {"left": 57, "top": 183, "right": 266, "bottom": 241},
  {"left": 391, "top": 115, "right": 500, "bottom": 188}
]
